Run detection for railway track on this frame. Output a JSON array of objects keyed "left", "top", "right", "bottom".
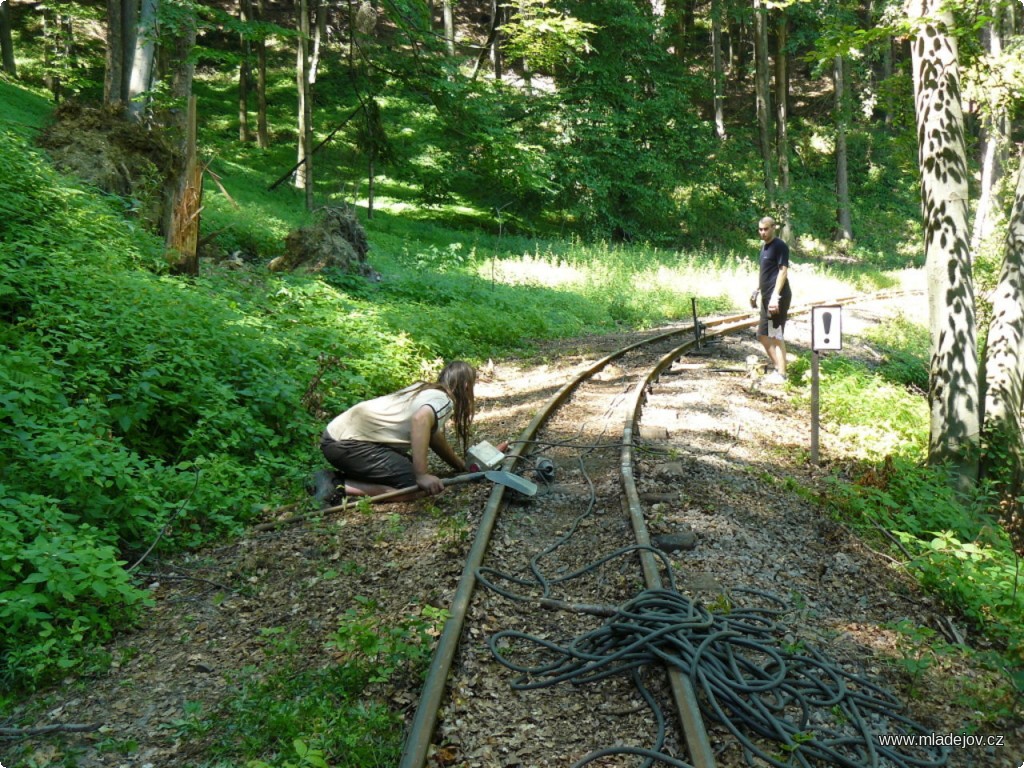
[
  {"left": 396, "top": 292, "right": 952, "bottom": 768},
  {"left": 10, "top": 289, "right": 1018, "bottom": 768}
]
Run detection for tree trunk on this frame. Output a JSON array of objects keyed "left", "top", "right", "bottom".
[
  {"left": 775, "top": 11, "right": 791, "bottom": 241},
  {"left": 105, "top": 0, "right": 124, "bottom": 105},
  {"left": 46, "top": 11, "right": 73, "bottom": 104},
  {"left": 443, "top": 0, "right": 455, "bottom": 56},
  {"left": 491, "top": 0, "right": 504, "bottom": 79},
  {"left": 664, "top": 0, "right": 687, "bottom": 59},
  {"left": 728, "top": 16, "right": 742, "bottom": 77},
  {"left": 972, "top": 131, "right": 1001, "bottom": 253},
  {"left": 166, "top": 96, "right": 202, "bottom": 276},
  {"left": 295, "top": 0, "right": 314, "bottom": 210},
  {"left": 982, "top": 161, "right": 1024, "bottom": 454},
  {"left": 256, "top": 0, "right": 269, "bottom": 149},
  {"left": 981, "top": 160, "right": 1024, "bottom": 554},
  {"left": 0, "top": 1, "right": 15, "bottom": 77},
  {"left": 834, "top": 55, "right": 853, "bottom": 241},
  {"left": 239, "top": 0, "right": 253, "bottom": 142},
  {"left": 520, "top": 0, "right": 532, "bottom": 94},
  {"left": 103, "top": 0, "right": 142, "bottom": 111},
  {"left": 882, "top": 37, "right": 893, "bottom": 128},
  {"left": 121, "top": 0, "right": 137, "bottom": 102},
  {"left": 162, "top": 9, "right": 199, "bottom": 274},
  {"left": 753, "top": 0, "right": 774, "bottom": 200},
  {"left": 310, "top": 0, "right": 325, "bottom": 84},
  {"left": 970, "top": 7, "right": 1007, "bottom": 254},
  {"left": 711, "top": 0, "right": 726, "bottom": 139},
  {"left": 368, "top": 156, "right": 375, "bottom": 218},
  {"left": 908, "top": 0, "right": 979, "bottom": 488},
  {"left": 128, "top": 0, "right": 158, "bottom": 120}
]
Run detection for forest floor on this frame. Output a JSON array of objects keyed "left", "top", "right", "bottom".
[{"left": 5, "top": 292, "right": 1024, "bottom": 768}]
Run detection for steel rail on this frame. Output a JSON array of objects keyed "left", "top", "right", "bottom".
[
  {"left": 398, "top": 290, "right": 912, "bottom": 768},
  {"left": 620, "top": 314, "right": 767, "bottom": 768}
]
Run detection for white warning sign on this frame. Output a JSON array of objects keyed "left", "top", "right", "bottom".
[{"left": 811, "top": 305, "right": 842, "bottom": 351}]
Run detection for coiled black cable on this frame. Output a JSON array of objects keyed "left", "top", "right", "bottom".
[
  {"left": 487, "top": 587, "right": 950, "bottom": 768},
  {"left": 478, "top": 438, "right": 948, "bottom": 767}
]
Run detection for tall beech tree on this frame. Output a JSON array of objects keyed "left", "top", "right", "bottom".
[
  {"left": 711, "top": 0, "right": 727, "bottom": 139},
  {"left": 160, "top": 2, "right": 199, "bottom": 274},
  {"left": 239, "top": 0, "right": 253, "bottom": 142},
  {"left": 0, "top": 0, "right": 15, "bottom": 76},
  {"left": 834, "top": 53, "right": 852, "bottom": 241},
  {"left": 966, "top": 2, "right": 1014, "bottom": 255},
  {"left": 982, "top": 161, "right": 1024, "bottom": 553},
  {"left": 753, "top": 0, "right": 774, "bottom": 199},
  {"left": 295, "top": 0, "right": 314, "bottom": 211},
  {"left": 127, "top": 0, "right": 157, "bottom": 119},
  {"left": 774, "top": 8, "right": 791, "bottom": 241},
  {"left": 104, "top": 0, "right": 156, "bottom": 117},
  {"left": 908, "top": 0, "right": 979, "bottom": 489}
]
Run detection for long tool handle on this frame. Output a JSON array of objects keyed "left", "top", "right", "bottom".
[{"left": 368, "top": 472, "right": 486, "bottom": 504}]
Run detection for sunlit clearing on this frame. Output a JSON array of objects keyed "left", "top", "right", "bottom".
[{"left": 482, "top": 254, "right": 588, "bottom": 287}]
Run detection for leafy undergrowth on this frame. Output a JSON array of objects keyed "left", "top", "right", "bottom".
[
  {"left": 782, "top": 317, "right": 1024, "bottom": 715},
  {"left": 174, "top": 603, "right": 445, "bottom": 768}
]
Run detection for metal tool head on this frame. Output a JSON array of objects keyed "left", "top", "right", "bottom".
[{"left": 482, "top": 469, "right": 537, "bottom": 496}]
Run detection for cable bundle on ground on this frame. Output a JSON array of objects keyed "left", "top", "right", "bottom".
[{"left": 488, "top": 587, "right": 950, "bottom": 768}]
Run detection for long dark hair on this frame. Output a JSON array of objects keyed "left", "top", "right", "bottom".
[
  {"left": 437, "top": 360, "right": 475, "bottom": 453},
  {"left": 413, "top": 361, "right": 476, "bottom": 453}
]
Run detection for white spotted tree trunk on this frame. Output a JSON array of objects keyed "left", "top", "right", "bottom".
[
  {"left": 981, "top": 161, "right": 1024, "bottom": 555},
  {"left": 908, "top": 0, "right": 979, "bottom": 488}
]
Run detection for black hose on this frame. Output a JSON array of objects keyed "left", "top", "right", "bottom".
[{"left": 486, "top": 587, "right": 950, "bottom": 768}]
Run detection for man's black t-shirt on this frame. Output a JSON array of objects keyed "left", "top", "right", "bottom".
[{"left": 759, "top": 237, "right": 791, "bottom": 297}]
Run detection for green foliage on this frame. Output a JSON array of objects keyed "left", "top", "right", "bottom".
[
  {"left": 189, "top": 606, "right": 446, "bottom": 767},
  {"left": 502, "top": 0, "right": 598, "bottom": 71},
  {"left": 863, "top": 313, "right": 930, "bottom": 390},
  {"left": 549, "top": 0, "right": 716, "bottom": 240},
  {"left": 3, "top": 0, "right": 1017, "bottom": 753},
  {"left": 0, "top": 127, "right": 425, "bottom": 689},
  {"left": 793, "top": 353, "right": 928, "bottom": 459},
  {"left": 326, "top": 597, "right": 447, "bottom": 685},
  {"left": 889, "top": 620, "right": 1022, "bottom": 720},
  {"left": 0, "top": 79, "right": 54, "bottom": 137},
  {"left": 2, "top": 101, "right": 750, "bottom": 688},
  {"left": 827, "top": 459, "right": 1024, "bottom": 660},
  {"left": 798, "top": 317, "right": 1023, "bottom": 683},
  {"left": 16, "top": 2, "right": 107, "bottom": 101},
  {"left": 0, "top": 492, "right": 150, "bottom": 688}
]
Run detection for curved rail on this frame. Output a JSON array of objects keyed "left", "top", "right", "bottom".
[
  {"left": 399, "top": 291, "right": 914, "bottom": 768},
  {"left": 619, "top": 316, "right": 766, "bottom": 768}
]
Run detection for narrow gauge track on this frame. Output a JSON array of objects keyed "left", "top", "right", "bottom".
[{"left": 402, "top": 293, "right": 944, "bottom": 768}]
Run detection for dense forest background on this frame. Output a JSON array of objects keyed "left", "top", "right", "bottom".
[
  {"left": 1, "top": 0, "right": 1023, "bottom": 754},
  {"left": 4, "top": 0, "right": 982, "bottom": 252}
]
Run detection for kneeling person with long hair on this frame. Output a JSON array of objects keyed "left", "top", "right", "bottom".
[{"left": 316, "top": 361, "right": 476, "bottom": 502}]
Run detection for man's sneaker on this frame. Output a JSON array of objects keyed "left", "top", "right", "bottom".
[
  {"left": 763, "top": 371, "right": 787, "bottom": 385},
  {"left": 311, "top": 469, "right": 339, "bottom": 505}
]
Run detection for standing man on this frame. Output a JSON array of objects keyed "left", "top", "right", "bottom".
[{"left": 749, "top": 216, "right": 791, "bottom": 384}]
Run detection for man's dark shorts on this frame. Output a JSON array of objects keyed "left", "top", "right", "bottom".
[
  {"left": 757, "top": 290, "right": 791, "bottom": 338},
  {"left": 321, "top": 432, "right": 417, "bottom": 488}
]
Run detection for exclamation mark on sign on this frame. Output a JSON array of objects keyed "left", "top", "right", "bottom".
[{"left": 822, "top": 312, "right": 832, "bottom": 345}]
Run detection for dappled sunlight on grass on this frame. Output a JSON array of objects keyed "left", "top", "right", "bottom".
[{"left": 483, "top": 253, "right": 588, "bottom": 287}]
